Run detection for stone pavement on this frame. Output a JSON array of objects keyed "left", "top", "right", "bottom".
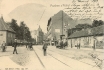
[
  {"left": 0, "top": 45, "right": 103, "bottom": 70},
  {"left": 0, "top": 46, "right": 44, "bottom": 70},
  {"left": 0, "top": 46, "right": 23, "bottom": 70}
]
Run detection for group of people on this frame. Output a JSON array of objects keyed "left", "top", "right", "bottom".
[
  {"left": 42, "top": 39, "right": 68, "bottom": 56},
  {"left": 26, "top": 42, "right": 33, "bottom": 50},
  {"left": 0, "top": 39, "right": 66, "bottom": 57},
  {"left": 0, "top": 39, "right": 34, "bottom": 54},
  {"left": 0, "top": 39, "right": 47, "bottom": 56},
  {"left": 0, "top": 40, "right": 18, "bottom": 54}
]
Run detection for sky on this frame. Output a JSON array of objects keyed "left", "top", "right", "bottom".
[{"left": 0, "top": 0, "right": 104, "bottom": 33}]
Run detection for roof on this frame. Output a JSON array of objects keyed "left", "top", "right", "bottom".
[
  {"left": 47, "top": 18, "right": 51, "bottom": 26},
  {"left": 0, "top": 16, "right": 15, "bottom": 33},
  {"left": 47, "top": 10, "right": 76, "bottom": 28},
  {"left": 68, "top": 25, "right": 104, "bottom": 38},
  {"left": 38, "top": 25, "right": 42, "bottom": 31}
]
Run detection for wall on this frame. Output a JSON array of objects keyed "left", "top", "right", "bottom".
[
  {"left": 7, "top": 31, "right": 15, "bottom": 45},
  {"left": 0, "top": 31, "right": 6, "bottom": 45},
  {"left": 68, "top": 35, "right": 104, "bottom": 49},
  {"left": 95, "top": 36, "right": 104, "bottom": 49},
  {"left": 52, "top": 19, "right": 63, "bottom": 40},
  {"left": 47, "top": 11, "right": 75, "bottom": 41}
]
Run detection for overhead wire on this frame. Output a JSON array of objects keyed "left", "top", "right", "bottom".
[{"left": 37, "top": 8, "right": 46, "bottom": 26}]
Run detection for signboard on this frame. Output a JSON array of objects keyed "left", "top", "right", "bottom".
[{"left": 55, "top": 29, "right": 60, "bottom": 33}]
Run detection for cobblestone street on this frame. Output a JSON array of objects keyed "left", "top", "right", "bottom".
[{"left": 0, "top": 45, "right": 104, "bottom": 70}]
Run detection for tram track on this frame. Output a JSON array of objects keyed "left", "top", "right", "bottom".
[
  {"left": 35, "top": 47, "right": 71, "bottom": 68},
  {"left": 48, "top": 53, "right": 71, "bottom": 68},
  {"left": 48, "top": 49, "right": 96, "bottom": 67},
  {"left": 33, "top": 48, "right": 45, "bottom": 68},
  {"left": 36, "top": 46, "right": 96, "bottom": 68}
]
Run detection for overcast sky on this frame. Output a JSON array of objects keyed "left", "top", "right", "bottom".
[{"left": 0, "top": 0, "right": 104, "bottom": 33}]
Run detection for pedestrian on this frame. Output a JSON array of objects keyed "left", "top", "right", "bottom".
[
  {"left": 63, "top": 40, "right": 68, "bottom": 49},
  {"left": 2, "top": 41, "right": 6, "bottom": 52},
  {"left": 56, "top": 41, "right": 59, "bottom": 48},
  {"left": 13, "top": 39, "right": 18, "bottom": 54},
  {"left": 30, "top": 42, "right": 33, "bottom": 50},
  {"left": 27, "top": 42, "right": 30, "bottom": 50},
  {"left": 26, "top": 42, "right": 28, "bottom": 48},
  {"left": 60, "top": 40, "right": 63, "bottom": 49},
  {"left": 42, "top": 41, "right": 47, "bottom": 56}
]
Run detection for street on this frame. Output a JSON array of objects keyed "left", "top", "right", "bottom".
[
  {"left": 0, "top": 0, "right": 104, "bottom": 70},
  {"left": 0, "top": 45, "right": 103, "bottom": 70}
]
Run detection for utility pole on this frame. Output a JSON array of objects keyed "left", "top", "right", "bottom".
[{"left": 62, "top": 10, "right": 63, "bottom": 35}]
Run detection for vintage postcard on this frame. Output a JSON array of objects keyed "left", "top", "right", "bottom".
[{"left": 0, "top": 0, "right": 104, "bottom": 70}]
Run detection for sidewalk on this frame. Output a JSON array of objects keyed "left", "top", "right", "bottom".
[
  {"left": 68, "top": 47, "right": 104, "bottom": 53},
  {"left": 48, "top": 45, "right": 104, "bottom": 53}
]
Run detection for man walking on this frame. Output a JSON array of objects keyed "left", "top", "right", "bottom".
[
  {"left": 13, "top": 39, "right": 18, "bottom": 54},
  {"left": 42, "top": 41, "right": 47, "bottom": 56}
]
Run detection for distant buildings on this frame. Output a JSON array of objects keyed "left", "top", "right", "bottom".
[
  {"left": 0, "top": 16, "right": 15, "bottom": 45},
  {"left": 31, "top": 30, "right": 38, "bottom": 41},
  {"left": 31, "top": 26, "right": 44, "bottom": 44}
]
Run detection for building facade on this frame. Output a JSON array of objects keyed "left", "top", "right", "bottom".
[
  {"left": 68, "top": 25, "right": 104, "bottom": 49},
  {"left": 0, "top": 16, "right": 15, "bottom": 46},
  {"left": 31, "top": 26, "right": 44, "bottom": 44},
  {"left": 47, "top": 10, "right": 75, "bottom": 45},
  {"left": 37, "top": 26, "right": 44, "bottom": 44}
]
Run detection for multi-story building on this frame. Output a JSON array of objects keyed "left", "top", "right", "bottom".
[
  {"left": 31, "top": 26, "right": 44, "bottom": 44},
  {"left": 37, "top": 26, "right": 44, "bottom": 44},
  {"left": 0, "top": 16, "right": 15, "bottom": 46},
  {"left": 31, "top": 30, "right": 38, "bottom": 41},
  {"left": 43, "top": 33, "right": 47, "bottom": 41},
  {"left": 47, "top": 10, "right": 76, "bottom": 45}
]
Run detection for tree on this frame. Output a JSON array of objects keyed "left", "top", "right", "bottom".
[
  {"left": 75, "top": 24, "right": 92, "bottom": 29},
  {"left": 67, "top": 23, "right": 92, "bottom": 36},
  {"left": 92, "top": 20, "right": 104, "bottom": 27},
  {"left": 9, "top": 19, "right": 20, "bottom": 38},
  {"left": 9, "top": 19, "right": 32, "bottom": 41},
  {"left": 67, "top": 28, "right": 82, "bottom": 36},
  {"left": 19, "top": 21, "right": 25, "bottom": 40},
  {"left": 19, "top": 21, "right": 32, "bottom": 41}
]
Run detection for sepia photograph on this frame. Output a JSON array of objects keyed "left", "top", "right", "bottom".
[{"left": 0, "top": 0, "right": 104, "bottom": 70}]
